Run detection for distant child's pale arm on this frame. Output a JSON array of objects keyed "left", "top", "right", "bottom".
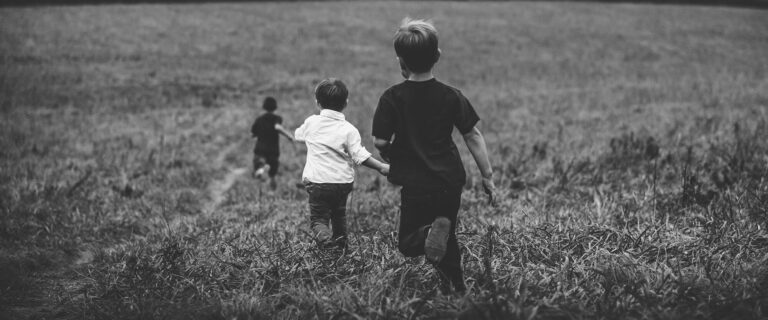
[
  {"left": 275, "top": 124, "right": 295, "bottom": 141},
  {"left": 462, "top": 126, "right": 497, "bottom": 205}
]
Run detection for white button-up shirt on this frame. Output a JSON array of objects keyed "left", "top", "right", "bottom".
[{"left": 294, "top": 109, "right": 372, "bottom": 184}]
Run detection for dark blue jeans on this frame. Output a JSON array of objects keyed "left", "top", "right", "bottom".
[
  {"left": 305, "top": 182, "right": 354, "bottom": 247},
  {"left": 398, "top": 186, "right": 465, "bottom": 291}
]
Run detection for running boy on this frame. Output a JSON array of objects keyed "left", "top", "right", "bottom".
[
  {"left": 295, "top": 78, "right": 389, "bottom": 250},
  {"left": 372, "top": 18, "right": 497, "bottom": 293},
  {"left": 251, "top": 96, "right": 294, "bottom": 189}
]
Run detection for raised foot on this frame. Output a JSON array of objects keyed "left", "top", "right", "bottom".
[{"left": 425, "top": 217, "right": 450, "bottom": 264}]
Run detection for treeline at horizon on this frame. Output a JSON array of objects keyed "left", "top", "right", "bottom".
[{"left": 2, "top": 0, "right": 768, "bottom": 9}]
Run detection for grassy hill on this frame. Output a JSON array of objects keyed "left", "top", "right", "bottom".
[
  {"left": 2, "top": 0, "right": 768, "bottom": 9},
  {"left": 1, "top": 2, "right": 767, "bottom": 319}
]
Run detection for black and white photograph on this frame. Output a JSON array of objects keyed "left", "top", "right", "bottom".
[{"left": 1, "top": 0, "right": 767, "bottom": 319}]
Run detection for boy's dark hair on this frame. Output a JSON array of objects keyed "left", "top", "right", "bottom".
[
  {"left": 314, "top": 78, "right": 348, "bottom": 111},
  {"left": 262, "top": 97, "right": 277, "bottom": 112},
  {"left": 394, "top": 18, "right": 439, "bottom": 74}
]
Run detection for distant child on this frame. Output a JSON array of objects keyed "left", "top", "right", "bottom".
[
  {"left": 251, "top": 96, "right": 294, "bottom": 188},
  {"left": 295, "top": 78, "right": 390, "bottom": 250},
  {"left": 372, "top": 18, "right": 497, "bottom": 293}
]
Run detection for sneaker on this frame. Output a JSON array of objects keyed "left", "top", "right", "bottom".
[
  {"left": 253, "top": 167, "right": 266, "bottom": 179},
  {"left": 425, "top": 217, "right": 450, "bottom": 264}
]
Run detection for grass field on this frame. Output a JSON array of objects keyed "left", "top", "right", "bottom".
[{"left": 1, "top": 2, "right": 768, "bottom": 319}]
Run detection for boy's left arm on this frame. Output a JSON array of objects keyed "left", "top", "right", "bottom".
[
  {"left": 361, "top": 157, "right": 389, "bottom": 176},
  {"left": 372, "top": 95, "right": 395, "bottom": 163},
  {"left": 348, "top": 128, "right": 388, "bottom": 176},
  {"left": 462, "top": 126, "right": 497, "bottom": 205}
]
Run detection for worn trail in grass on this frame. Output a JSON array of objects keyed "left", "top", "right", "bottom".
[{"left": 1, "top": 107, "right": 260, "bottom": 318}]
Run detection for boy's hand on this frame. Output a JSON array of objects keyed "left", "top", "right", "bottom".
[
  {"left": 482, "top": 175, "right": 498, "bottom": 206},
  {"left": 380, "top": 164, "right": 390, "bottom": 176},
  {"left": 380, "top": 150, "right": 390, "bottom": 163}
]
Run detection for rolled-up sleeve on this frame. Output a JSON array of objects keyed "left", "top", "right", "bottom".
[
  {"left": 346, "top": 126, "right": 372, "bottom": 165},
  {"left": 294, "top": 118, "right": 309, "bottom": 142}
]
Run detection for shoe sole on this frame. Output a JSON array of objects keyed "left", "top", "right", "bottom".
[
  {"left": 425, "top": 217, "right": 450, "bottom": 264},
  {"left": 313, "top": 225, "right": 332, "bottom": 243}
]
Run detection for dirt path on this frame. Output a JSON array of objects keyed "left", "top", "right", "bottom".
[
  {"left": 168, "top": 166, "right": 249, "bottom": 231},
  {"left": 168, "top": 140, "right": 249, "bottom": 231},
  {"left": 6, "top": 139, "right": 250, "bottom": 320}
]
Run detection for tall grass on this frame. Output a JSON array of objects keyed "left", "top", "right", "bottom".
[{"left": 1, "top": 2, "right": 767, "bottom": 319}]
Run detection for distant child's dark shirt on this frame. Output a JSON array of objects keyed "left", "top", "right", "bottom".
[
  {"left": 373, "top": 79, "right": 480, "bottom": 189},
  {"left": 251, "top": 113, "right": 283, "bottom": 156}
]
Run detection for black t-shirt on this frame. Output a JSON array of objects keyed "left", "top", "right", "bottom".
[
  {"left": 251, "top": 113, "right": 283, "bottom": 156},
  {"left": 372, "top": 79, "right": 480, "bottom": 189}
]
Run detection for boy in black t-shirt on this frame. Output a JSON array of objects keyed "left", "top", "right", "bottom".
[
  {"left": 372, "top": 18, "right": 497, "bottom": 294},
  {"left": 251, "top": 96, "right": 294, "bottom": 188}
]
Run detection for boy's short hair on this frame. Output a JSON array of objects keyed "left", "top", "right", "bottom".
[
  {"left": 314, "top": 78, "right": 348, "bottom": 111},
  {"left": 262, "top": 96, "right": 277, "bottom": 112},
  {"left": 394, "top": 18, "right": 439, "bottom": 74}
]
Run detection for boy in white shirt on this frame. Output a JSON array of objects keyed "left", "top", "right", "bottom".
[{"left": 295, "top": 78, "right": 389, "bottom": 250}]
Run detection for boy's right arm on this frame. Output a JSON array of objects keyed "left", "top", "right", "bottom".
[
  {"left": 372, "top": 95, "right": 395, "bottom": 163},
  {"left": 251, "top": 119, "right": 259, "bottom": 138},
  {"left": 373, "top": 138, "right": 391, "bottom": 163},
  {"left": 462, "top": 126, "right": 497, "bottom": 206}
]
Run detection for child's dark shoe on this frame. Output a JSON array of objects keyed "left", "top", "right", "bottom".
[
  {"left": 425, "top": 217, "right": 450, "bottom": 264},
  {"left": 330, "top": 236, "right": 348, "bottom": 251},
  {"left": 437, "top": 265, "right": 466, "bottom": 295}
]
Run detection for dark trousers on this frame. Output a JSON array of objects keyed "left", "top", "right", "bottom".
[
  {"left": 253, "top": 152, "right": 279, "bottom": 177},
  {"left": 398, "top": 186, "right": 464, "bottom": 288},
  {"left": 306, "top": 182, "right": 354, "bottom": 246}
]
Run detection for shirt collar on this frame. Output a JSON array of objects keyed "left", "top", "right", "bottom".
[{"left": 320, "top": 109, "right": 345, "bottom": 121}]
